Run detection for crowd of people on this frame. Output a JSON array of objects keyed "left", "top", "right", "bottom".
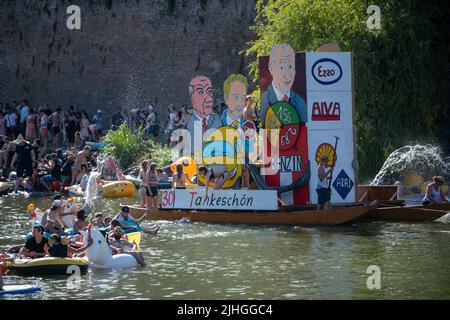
[
  {"left": 0, "top": 99, "right": 181, "bottom": 194},
  {"left": 0, "top": 195, "right": 148, "bottom": 279}
]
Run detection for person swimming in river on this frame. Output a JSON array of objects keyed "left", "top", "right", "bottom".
[
  {"left": 423, "top": 176, "right": 449, "bottom": 205},
  {"left": 172, "top": 164, "right": 193, "bottom": 189},
  {"left": 197, "top": 164, "right": 230, "bottom": 195}
]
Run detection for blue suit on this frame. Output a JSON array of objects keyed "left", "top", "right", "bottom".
[{"left": 260, "top": 83, "right": 307, "bottom": 124}]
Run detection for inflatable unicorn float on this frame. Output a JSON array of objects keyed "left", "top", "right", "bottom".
[{"left": 82, "top": 225, "right": 145, "bottom": 269}]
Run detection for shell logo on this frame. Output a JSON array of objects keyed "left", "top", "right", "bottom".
[
  {"left": 315, "top": 143, "right": 336, "bottom": 167},
  {"left": 197, "top": 126, "right": 243, "bottom": 189}
]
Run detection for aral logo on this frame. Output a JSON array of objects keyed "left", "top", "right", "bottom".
[{"left": 312, "top": 58, "right": 342, "bottom": 85}]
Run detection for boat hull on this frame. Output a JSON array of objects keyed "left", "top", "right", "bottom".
[
  {"left": 126, "top": 205, "right": 370, "bottom": 226},
  {"left": 367, "top": 203, "right": 450, "bottom": 222}
]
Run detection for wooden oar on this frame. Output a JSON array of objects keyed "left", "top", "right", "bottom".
[
  {"left": 137, "top": 208, "right": 152, "bottom": 226},
  {"left": 328, "top": 136, "right": 340, "bottom": 191}
]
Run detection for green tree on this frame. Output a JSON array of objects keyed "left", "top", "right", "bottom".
[
  {"left": 103, "top": 124, "right": 174, "bottom": 169},
  {"left": 245, "top": 0, "right": 449, "bottom": 180}
]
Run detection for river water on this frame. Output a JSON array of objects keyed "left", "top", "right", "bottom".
[{"left": 1, "top": 195, "right": 449, "bottom": 300}]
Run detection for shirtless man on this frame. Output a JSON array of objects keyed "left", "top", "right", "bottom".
[
  {"left": 49, "top": 107, "right": 62, "bottom": 150},
  {"left": 71, "top": 146, "right": 90, "bottom": 185}
]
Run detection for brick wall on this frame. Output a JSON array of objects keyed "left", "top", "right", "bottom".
[{"left": 0, "top": 0, "right": 256, "bottom": 124}]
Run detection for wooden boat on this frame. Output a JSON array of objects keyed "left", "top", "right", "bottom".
[
  {"left": 357, "top": 185, "right": 405, "bottom": 206},
  {"left": 121, "top": 202, "right": 376, "bottom": 226},
  {"left": 366, "top": 203, "right": 450, "bottom": 222}
]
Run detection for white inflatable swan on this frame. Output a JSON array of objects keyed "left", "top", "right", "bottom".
[{"left": 83, "top": 225, "right": 138, "bottom": 269}]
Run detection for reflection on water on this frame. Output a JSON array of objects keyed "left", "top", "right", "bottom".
[{"left": 0, "top": 196, "right": 449, "bottom": 300}]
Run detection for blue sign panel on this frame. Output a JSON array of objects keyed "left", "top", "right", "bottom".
[{"left": 332, "top": 169, "right": 354, "bottom": 200}]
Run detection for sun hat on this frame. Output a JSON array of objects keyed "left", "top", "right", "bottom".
[{"left": 52, "top": 200, "right": 63, "bottom": 208}]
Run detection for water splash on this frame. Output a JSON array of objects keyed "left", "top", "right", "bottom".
[
  {"left": 85, "top": 170, "right": 101, "bottom": 207},
  {"left": 371, "top": 145, "right": 450, "bottom": 187}
]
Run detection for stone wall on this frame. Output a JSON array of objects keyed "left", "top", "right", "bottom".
[{"left": 0, "top": 0, "right": 256, "bottom": 122}]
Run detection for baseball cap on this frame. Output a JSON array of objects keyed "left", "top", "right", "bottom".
[{"left": 52, "top": 200, "right": 63, "bottom": 208}]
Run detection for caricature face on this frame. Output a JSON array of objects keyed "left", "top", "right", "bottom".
[
  {"left": 226, "top": 81, "right": 247, "bottom": 120},
  {"left": 269, "top": 45, "right": 296, "bottom": 95},
  {"left": 190, "top": 76, "right": 214, "bottom": 117}
]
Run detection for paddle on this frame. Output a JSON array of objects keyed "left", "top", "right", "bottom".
[
  {"left": 137, "top": 207, "right": 151, "bottom": 227},
  {"left": 327, "top": 136, "right": 340, "bottom": 192}
]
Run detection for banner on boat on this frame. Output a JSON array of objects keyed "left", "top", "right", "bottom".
[{"left": 160, "top": 189, "right": 278, "bottom": 211}]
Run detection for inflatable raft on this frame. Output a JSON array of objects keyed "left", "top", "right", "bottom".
[
  {"left": 67, "top": 185, "right": 85, "bottom": 197},
  {"left": 0, "top": 285, "right": 42, "bottom": 296},
  {"left": 8, "top": 257, "right": 89, "bottom": 276},
  {"left": 101, "top": 181, "right": 135, "bottom": 198},
  {"left": 0, "top": 181, "right": 13, "bottom": 195}
]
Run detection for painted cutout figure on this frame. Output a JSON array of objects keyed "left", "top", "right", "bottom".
[
  {"left": 222, "top": 74, "right": 248, "bottom": 129},
  {"left": 260, "top": 44, "right": 307, "bottom": 123},
  {"left": 186, "top": 76, "right": 222, "bottom": 155}
]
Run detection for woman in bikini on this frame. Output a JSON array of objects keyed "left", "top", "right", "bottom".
[
  {"left": 172, "top": 164, "right": 193, "bottom": 189},
  {"left": 138, "top": 160, "right": 150, "bottom": 208},
  {"left": 148, "top": 163, "right": 160, "bottom": 209}
]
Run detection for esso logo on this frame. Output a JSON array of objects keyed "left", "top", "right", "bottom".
[{"left": 312, "top": 58, "right": 342, "bottom": 85}]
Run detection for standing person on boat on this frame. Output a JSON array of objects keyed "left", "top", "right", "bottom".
[
  {"left": 172, "top": 164, "right": 193, "bottom": 189},
  {"left": 148, "top": 163, "right": 159, "bottom": 209},
  {"left": 138, "top": 160, "right": 150, "bottom": 208},
  {"left": 20, "top": 225, "right": 48, "bottom": 259},
  {"left": 423, "top": 176, "right": 449, "bottom": 205},
  {"left": 197, "top": 164, "right": 230, "bottom": 195},
  {"left": 316, "top": 155, "right": 333, "bottom": 210},
  {"left": 148, "top": 163, "right": 160, "bottom": 209}
]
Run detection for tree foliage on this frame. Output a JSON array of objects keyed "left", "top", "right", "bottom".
[
  {"left": 103, "top": 124, "right": 173, "bottom": 169},
  {"left": 245, "top": 0, "right": 449, "bottom": 179}
]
